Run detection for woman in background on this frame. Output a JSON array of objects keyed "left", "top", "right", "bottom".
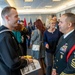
[
  {"left": 30, "top": 19, "right": 45, "bottom": 59},
  {"left": 30, "top": 19, "right": 46, "bottom": 75},
  {"left": 43, "top": 19, "right": 62, "bottom": 75}
]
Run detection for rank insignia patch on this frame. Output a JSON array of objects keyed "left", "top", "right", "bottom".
[{"left": 71, "top": 58, "right": 75, "bottom": 68}]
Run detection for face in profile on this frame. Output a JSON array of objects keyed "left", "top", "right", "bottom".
[
  {"left": 7, "top": 9, "right": 19, "bottom": 28},
  {"left": 58, "top": 15, "right": 69, "bottom": 34}
]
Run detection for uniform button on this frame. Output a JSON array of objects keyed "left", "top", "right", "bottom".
[{"left": 56, "top": 67, "right": 58, "bottom": 69}]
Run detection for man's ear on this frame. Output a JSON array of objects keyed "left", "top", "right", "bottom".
[
  {"left": 5, "top": 15, "right": 9, "bottom": 21},
  {"left": 68, "top": 22, "right": 72, "bottom": 27}
]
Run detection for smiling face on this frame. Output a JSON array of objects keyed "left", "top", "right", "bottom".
[
  {"left": 49, "top": 19, "right": 56, "bottom": 29},
  {"left": 7, "top": 9, "right": 19, "bottom": 28},
  {"left": 2, "top": 8, "right": 19, "bottom": 30}
]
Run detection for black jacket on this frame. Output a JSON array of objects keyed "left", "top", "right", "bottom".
[
  {"left": 53, "top": 30, "right": 75, "bottom": 75},
  {"left": 0, "top": 25, "right": 27, "bottom": 75}
]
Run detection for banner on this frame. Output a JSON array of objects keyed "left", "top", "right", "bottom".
[
  {"left": 24, "top": 18, "right": 27, "bottom": 26},
  {"left": 30, "top": 18, "right": 32, "bottom": 25}
]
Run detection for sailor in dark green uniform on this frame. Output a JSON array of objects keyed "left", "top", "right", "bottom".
[{"left": 52, "top": 13, "right": 75, "bottom": 75}]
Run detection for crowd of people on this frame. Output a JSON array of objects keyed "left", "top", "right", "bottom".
[{"left": 0, "top": 6, "right": 75, "bottom": 75}]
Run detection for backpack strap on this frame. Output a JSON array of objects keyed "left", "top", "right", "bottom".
[{"left": 66, "top": 45, "right": 75, "bottom": 62}]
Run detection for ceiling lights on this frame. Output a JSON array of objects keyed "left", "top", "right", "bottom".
[
  {"left": 25, "top": 0, "right": 33, "bottom": 2},
  {"left": 24, "top": 6, "right": 31, "bottom": 9},
  {"left": 17, "top": 9, "right": 56, "bottom": 14},
  {"left": 6, "top": 0, "right": 75, "bottom": 14},
  {"left": 6, "top": 0, "right": 16, "bottom": 6},
  {"left": 53, "top": 0, "right": 61, "bottom": 1},
  {"left": 45, "top": 6, "right": 52, "bottom": 8}
]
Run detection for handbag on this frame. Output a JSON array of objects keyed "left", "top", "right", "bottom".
[{"left": 32, "top": 44, "right": 40, "bottom": 51}]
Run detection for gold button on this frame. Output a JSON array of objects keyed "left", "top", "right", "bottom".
[{"left": 56, "top": 67, "right": 58, "bottom": 69}]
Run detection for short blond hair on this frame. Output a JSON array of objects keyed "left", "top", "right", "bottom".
[{"left": 1, "top": 6, "right": 16, "bottom": 19}]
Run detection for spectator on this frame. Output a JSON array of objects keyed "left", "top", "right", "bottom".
[
  {"left": 27, "top": 22, "right": 32, "bottom": 48},
  {"left": 43, "top": 19, "right": 62, "bottom": 75},
  {"left": 20, "top": 20, "right": 29, "bottom": 55},
  {"left": 30, "top": 19, "right": 46, "bottom": 75}
]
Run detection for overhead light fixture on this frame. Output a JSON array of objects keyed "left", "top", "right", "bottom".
[
  {"left": 53, "top": 0, "right": 61, "bottom": 1},
  {"left": 6, "top": 0, "right": 16, "bottom": 6},
  {"left": 17, "top": 9, "right": 56, "bottom": 14},
  {"left": 45, "top": 6, "right": 52, "bottom": 8},
  {"left": 25, "top": 0, "right": 33, "bottom": 2},
  {"left": 24, "top": 6, "right": 31, "bottom": 9}
]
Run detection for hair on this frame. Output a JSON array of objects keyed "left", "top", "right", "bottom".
[
  {"left": 52, "top": 16, "right": 57, "bottom": 21},
  {"left": 50, "top": 19, "right": 56, "bottom": 23},
  {"left": 28, "top": 22, "right": 30, "bottom": 25},
  {"left": 20, "top": 20, "right": 24, "bottom": 23},
  {"left": 62, "top": 13, "right": 75, "bottom": 27},
  {"left": 14, "top": 23, "right": 22, "bottom": 31},
  {"left": 35, "top": 19, "right": 46, "bottom": 35},
  {"left": 1, "top": 6, "right": 16, "bottom": 19}
]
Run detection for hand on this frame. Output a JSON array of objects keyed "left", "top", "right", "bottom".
[
  {"left": 20, "top": 56, "right": 25, "bottom": 59},
  {"left": 45, "top": 44, "right": 49, "bottom": 49},
  {"left": 32, "top": 31, "right": 34, "bottom": 35},
  {"left": 26, "top": 35, "right": 30, "bottom": 39},
  {"left": 29, "top": 44, "right": 32, "bottom": 48},
  {"left": 27, "top": 59, "right": 33, "bottom": 63},
  {"left": 52, "top": 69, "right": 57, "bottom": 75},
  {"left": 20, "top": 56, "right": 33, "bottom": 63}
]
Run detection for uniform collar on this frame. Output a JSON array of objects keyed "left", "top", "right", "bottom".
[
  {"left": 63, "top": 29, "right": 74, "bottom": 39},
  {"left": 0, "top": 25, "right": 11, "bottom": 33}
]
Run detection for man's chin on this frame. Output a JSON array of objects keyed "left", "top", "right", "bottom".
[
  {"left": 15, "top": 24, "right": 19, "bottom": 27},
  {"left": 59, "top": 27, "right": 61, "bottom": 30}
]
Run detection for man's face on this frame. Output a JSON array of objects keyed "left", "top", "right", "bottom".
[
  {"left": 58, "top": 15, "right": 69, "bottom": 34},
  {"left": 7, "top": 9, "right": 19, "bottom": 28}
]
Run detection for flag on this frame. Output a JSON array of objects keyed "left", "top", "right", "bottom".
[
  {"left": 24, "top": 18, "right": 27, "bottom": 27},
  {"left": 18, "top": 19, "right": 20, "bottom": 24},
  {"left": 30, "top": 18, "right": 32, "bottom": 25}
]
